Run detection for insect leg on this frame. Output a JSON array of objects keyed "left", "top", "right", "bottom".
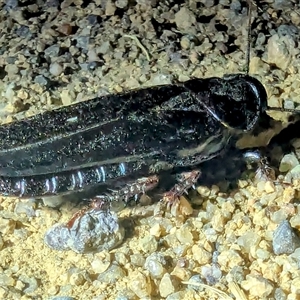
[
  {"left": 162, "top": 170, "right": 201, "bottom": 207},
  {"left": 243, "top": 149, "right": 275, "bottom": 181},
  {"left": 66, "top": 175, "right": 159, "bottom": 228}
]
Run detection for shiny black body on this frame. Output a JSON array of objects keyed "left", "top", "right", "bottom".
[{"left": 0, "top": 74, "right": 267, "bottom": 197}]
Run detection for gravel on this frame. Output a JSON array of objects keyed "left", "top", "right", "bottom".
[
  {"left": 0, "top": 0, "right": 300, "bottom": 299},
  {"left": 44, "top": 209, "right": 125, "bottom": 253}
]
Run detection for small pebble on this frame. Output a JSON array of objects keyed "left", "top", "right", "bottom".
[
  {"left": 69, "top": 273, "right": 86, "bottom": 286},
  {"left": 175, "top": 225, "right": 193, "bottom": 244},
  {"left": 44, "top": 45, "right": 61, "bottom": 57},
  {"left": 144, "top": 253, "right": 166, "bottom": 278},
  {"left": 279, "top": 153, "right": 299, "bottom": 172},
  {"left": 264, "top": 181, "right": 275, "bottom": 193},
  {"left": 0, "top": 274, "right": 15, "bottom": 286},
  {"left": 149, "top": 223, "right": 161, "bottom": 238},
  {"left": 284, "top": 165, "right": 300, "bottom": 182},
  {"left": 191, "top": 245, "right": 212, "bottom": 265},
  {"left": 187, "top": 274, "right": 204, "bottom": 292},
  {"left": 44, "top": 209, "right": 125, "bottom": 253},
  {"left": 0, "top": 218, "right": 16, "bottom": 235},
  {"left": 42, "top": 196, "right": 65, "bottom": 208},
  {"left": 273, "top": 220, "right": 300, "bottom": 255},
  {"left": 241, "top": 275, "right": 273, "bottom": 297},
  {"left": 174, "top": 7, "right": 196, "bottom": 33},
  {"left": 57, "top": 24, "right": 73, "bottom": 36},
  {"left": 140, "top": 235, "right": 158, "bottom": 253},
  {"left": 159, "top": 273, "right": 176, "bottom": 298},
  {"left": 115, "top": 0, "right": 128, "bottom": 9},
  {"left": 34, "top": 75, "right": 49, "bottom": 86},
  {"left": 91, "top": 252, "right": 111, "bottom": 274},
  {"left": 14, "top": 200, "right": 36, "bottom": 217},
  {"left": 97, "top": 263, "right": 126, "bottom": 284},
  {"left": 49, "top": 62, "right": 64, "bottom": 76},
  {"left": 128, "top": 271, "right": 152, "bottom": 298},
  {"left": 201, "top": 264, "right": 222, "bottom": 285},
  {"left": 5, "top": 0, "right": 18, "bottom": 10}
]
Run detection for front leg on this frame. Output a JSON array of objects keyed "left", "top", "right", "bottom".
[{"left": 243, "top": 149, "right": 275, "bottom": 181}]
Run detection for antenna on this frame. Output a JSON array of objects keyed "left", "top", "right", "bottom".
[{"left": 245, "top": 0, "right": 252, "bottom": 75}]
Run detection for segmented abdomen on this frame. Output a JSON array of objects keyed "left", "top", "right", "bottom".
[{"left": 0, "top": 161, "right": 147, "bottom": 198}]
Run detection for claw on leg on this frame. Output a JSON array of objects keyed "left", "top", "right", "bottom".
[{"left": 162, "top": 170, "right": 201, "bottom": 213}]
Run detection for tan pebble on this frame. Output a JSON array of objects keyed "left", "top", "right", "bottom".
[
  {"left": 128, "top": 270, "right": 152, "bottom": 298},
  {"left": 253, "top": 209, "right": 269, "bottom": 227},
  {"left": 15, "top": 280, "right": 25, "bottom": 291},
  {"left": 171, "top": 266, "right": 191, "bottom": 281},
  {"left": 47, "top": 285, "right": 59, "bottom": 295},
  {"left": 218, "top": 250, "right": 243, "bottom": 269},
  {"left": 221, "top": 201, "right": 235, "bottom": 213},
  {"left": 189, "top": 50, "right": 199, "bottom": 64},
  {"left": 283, "top": 203, "right": 296, "bottom": 215},
  {"left": 267, "top": 34, "right": 291, "bottom": 70},
  {"left": 0, "top": 288, "right": 6, "bottom": 298},
  {"left": 197, "top": 186, "right": 210, "bottom": 197},
  {"left": 114, "top": 84, "right": 123, "bottom": 93},
  {"left": 282, "top": 187, "right": 295, "bottom": 204},
  {"left": 69, "top": 273, "right": 85, "bottom": 286},
  {"left": 0, "top": 274, "right": 15, "bottom": 286},
  {"left": 174, "top": 7, "right": 196, "bottom": 33},
  {"left": 0, "top": 218, "right": 16, "bottom": 235},
  {"left": 290, "top": 214, "right": 300, "bottom": 229},
  {"left": 149, "top": 223, "right": 161, "bottom": 237},
  {"left": 175, "top": 225, "right": 193, "bottom": 244},
  {"left": 60, "top": 0, "right": 73, "bottom": 9},
  {"left": 159, "top": 273, "right": 176, "bottom": 298},
  {"left": 237, "top": 232, "right": 261, "bottom": 253},
  {"left": 178, "top": 196, "right": 193, "bottom": 216},
  {"left": 257, "top": 181, "right": 267, "bottom": 192},
  {"left": 91, "top": 252, "right": 111, "bottom": 274},
  {"left": 57, "top": 23, "right": 73, "bottom": 35},
  {"left": 238, "top": 180, "right": 248, "bottom": 188},
  {"left": 261, "top": 262, "right": 280, "bottom": 282},
  {"left": 255, "top": 248, "right": 270, "bottom": 260},
  {"left": 140, "top": 235, "right": 158, "bottom": 253},
  {"left": 17, "top": 90, "right": 28, "bottom": 100},
  {"left": 170, "top": 197, "right": 193, "bottom": 217},
  {"left": 114, "top": 252, "right": 128, "bottom": 266},
  {"left": 291, "top": 277, "right": 300, "bottom": 294},
  {"left": 211, "top": 210, "right": 226, "bottom": 232},
  {"left": 180, "top": 36, "right": 190, "bottom": 50},
  {"left": 264, "top": 181, "right": 275, "bottom": 193},
  {"left": 105, "top": 0, "right": 116, "bottom": 16},
  {"left": 61, "top": 90, "right": 72, "bottom": 106},
  {"left": 241, "top": 274, "right": 273, "bottom": 297},
  {"left": 191, "top": 245, "right": 212, "bottom": 265}
]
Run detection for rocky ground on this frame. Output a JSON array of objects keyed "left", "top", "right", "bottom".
[{"left": 0, "top": 0, "right": 300, "bottom": 299}]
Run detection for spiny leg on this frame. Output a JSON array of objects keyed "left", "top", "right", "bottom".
[
  {"left": 162, "top": 170, "right": 201, "bottom": 208},
  {"left": 66, "top": 175, "right": 159, "bottom": 228},
  {"left": 243, "top": 149, "right": 275, "bottom": 181}
]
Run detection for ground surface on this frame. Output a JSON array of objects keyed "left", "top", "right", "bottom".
[{"left": 0, "top": 0, "right": 300, "bottom": 299}]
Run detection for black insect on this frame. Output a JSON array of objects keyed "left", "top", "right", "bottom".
[{"left": 0, "top": 1, "right": 295, "bottom": 206}]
